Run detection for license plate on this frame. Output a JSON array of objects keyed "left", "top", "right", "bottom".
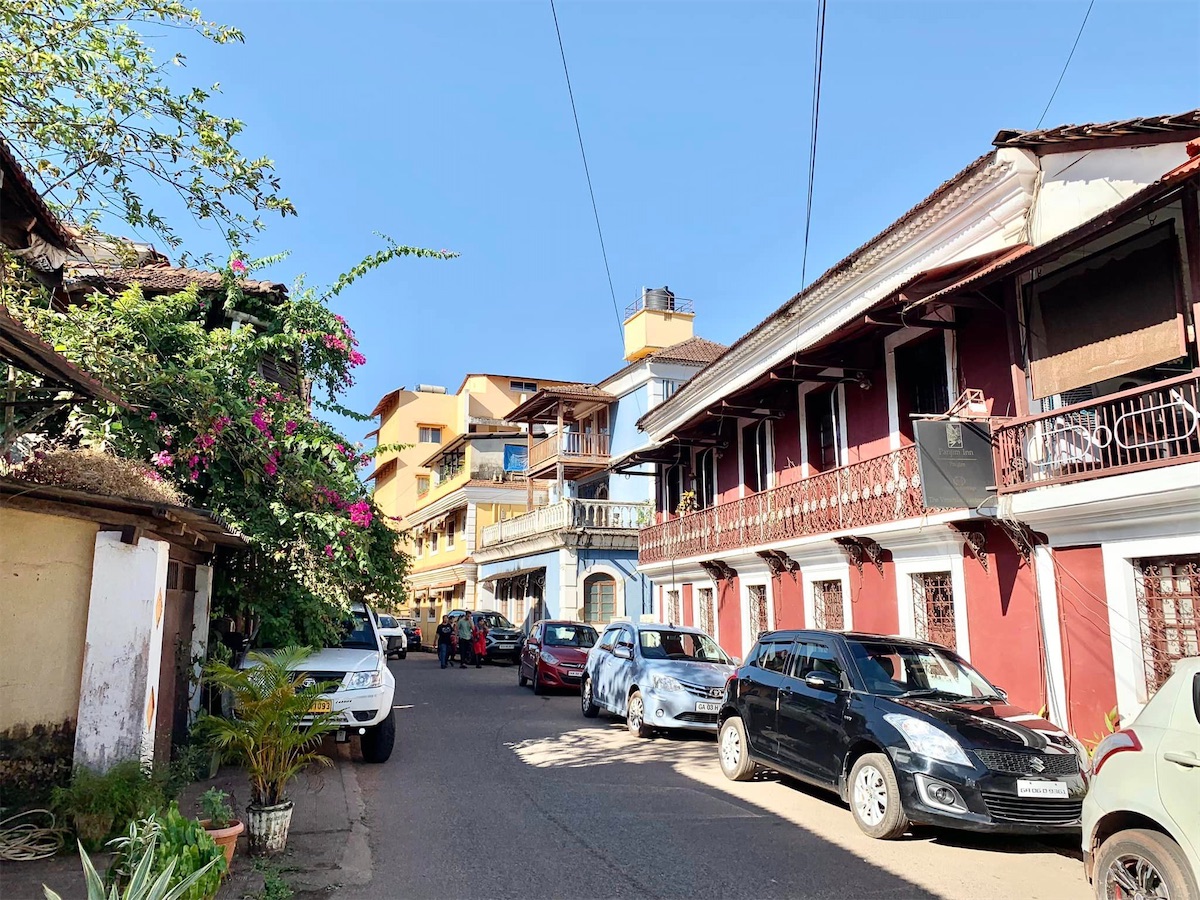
[
  {"left": 309, "top": 699, "right": 332, "bottom": 714},
  {"left": 695, "top": 701, "right": 721, "bottom": 714},
  {"left": 563, "top": 672, "right": 581, "bottom": 681},
  {"left": 1016, "top": 779, "right": 1069, "bottom": 799}
]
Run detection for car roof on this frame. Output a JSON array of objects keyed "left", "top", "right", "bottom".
[
  {"left": 535, "top": 619, "right": 591, "bottom": 626},
  {"left": 758, "top": 629, "right": 943, "bottom": 649},
  {"left": 603, "top": 620, "right": 709, "bottom": 635}
]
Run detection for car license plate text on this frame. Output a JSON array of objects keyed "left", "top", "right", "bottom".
[
  {"left": 309, "top": 699, "right": 333, "bottom": 714},
  {"left": 695, "top": 701, "right": 721, "bottom": 714},
  {"left": 1016, "top": 779, "right": 1069, "bottom": 799}
]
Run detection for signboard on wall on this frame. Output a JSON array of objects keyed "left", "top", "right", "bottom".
[{"left": 914, "top": 420, "right": 995, "bottom": 509}]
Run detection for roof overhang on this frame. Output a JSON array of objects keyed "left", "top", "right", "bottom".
[
  {"left": 0, "top": 304, "right": 124, "bottom": 406},
  {"left": 508, "top": 386, "right": 615, "bottom": 424},
  {"left": 477, "top": 564, "right": 546, "bottom": 584}
]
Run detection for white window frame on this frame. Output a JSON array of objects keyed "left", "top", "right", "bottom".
[
  {"left": 802, "top": 563, "right": 852, "bottom": 631},
  {"left": 418, "top": 425, "right": 444, "bottom": 444},
  {"left": 694, "top": 583, "right": 718, "bottom": 641},
  {"left": 737, "top": 419, "right": 775, "bottom": 498},
  {"left": 797, "top": 380, "right": 847, "bottom": 475},
  {"left": 739, "top": 577, "right": 775, "bottom": 658},
  {"left": 445, "top": 515, "right": 456, "bottom": 549},
  {"left": 884, "top": 315, "right": 957, "bottom": 451},
  {"left": 893, "top": 554, "right": 970, "bottom": 659},
  {"left": 695, "top": 447, "right": 717, "bottom": 508},
  {"left": 429, "top": 530, "right": 439, "bottom": 554}
]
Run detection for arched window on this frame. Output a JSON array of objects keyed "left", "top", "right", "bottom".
[{"left": 583, "top": 573, "right": 617, "bottom": 624}]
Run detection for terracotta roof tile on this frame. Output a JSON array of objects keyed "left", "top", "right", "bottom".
[
  {"left": 68, "top": 265, "right": 286, "bottom": 298},
  {"left": 993, "top": 109, "right": 1200, "bottom": 153},
  {"left": 599, "top": 336, "right": 726, "bottom": 386}
]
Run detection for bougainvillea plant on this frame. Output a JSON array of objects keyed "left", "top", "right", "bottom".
[{"left": 9, "top": 243, "right": 455, "bottom": 645}]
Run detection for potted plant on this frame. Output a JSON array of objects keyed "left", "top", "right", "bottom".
[
  {"left": 197, "top": 788, "right": 243, "bottom": 868},
  {"left": 201, "top": 646, "right": 339, "bottom": 855}
]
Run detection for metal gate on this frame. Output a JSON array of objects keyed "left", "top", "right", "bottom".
[{"left": 1135, "top": 557, "right": 1200, "bottom": 694}]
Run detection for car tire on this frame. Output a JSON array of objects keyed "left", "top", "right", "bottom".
[
  {"left": 398, "top": 648, "right": 407, "bottom": 660},
  {"left": 718, "top": 717, "right": 756, "bottom": 782},
  {"left": 580, "top": 676, "right": 599, "bottom": 718},
  {"left": 518, "top": 664, "right": 528, "bottom": 688},
  {"left": 1095, "top": 828, "right": 1199, "bottom": 900},
  {"left": 848, "top": 753, "right": 908, "bottom": 840},
  {"left": 532, "top": 666, "right": 545, "bottom": 695},
  {"left": 360, "top": 710, "right": 395, "bottom": 764},
  {"left": 626, "top": 690, "right": 652, "bottom": 739}
]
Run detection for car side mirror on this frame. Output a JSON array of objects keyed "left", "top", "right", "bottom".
[
  {"left": 993, "top": 686, "right": 1009, "bottom": 702},
  {"left": 614, "top": 645, "right": 634, "bottom": 661},
  {"left": 804, "top": 671, "right": 841, "bottom": 692}
]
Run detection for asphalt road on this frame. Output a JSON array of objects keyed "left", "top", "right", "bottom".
[{"left": 346, "top": 653, "right": 1091, "bottom": 900}]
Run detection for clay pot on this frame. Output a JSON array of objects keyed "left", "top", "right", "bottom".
[
  {"left": 244, "top": 801, "right": 293, "bottom": 855},
  {"left": 200, "top": 818, "right": 244, "bottom": 868}
]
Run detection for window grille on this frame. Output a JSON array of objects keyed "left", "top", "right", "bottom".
[
  {"left": 666, "top": 590, "right": 681, "bottom": 624},
  {"left": 913, "top": 572, "right": 956, "bottom": 649},
  {"left": 1135, "top": 557, "right": 1200, "bottom": 695},
  {"left": 748, "top": 585, "right": 769, "bottom": 643},
  {"left": 813, "top": 580, "right": 844, "bottom": 630},
  {"left": 698, "top": 588, "right": 715, "bottom": 637}
]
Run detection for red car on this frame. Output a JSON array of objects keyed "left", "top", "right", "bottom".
[{"left": 518, "top": 620, "right": 598, "bottom": 694}]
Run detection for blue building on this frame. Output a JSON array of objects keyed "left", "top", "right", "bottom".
[{"left": 474, "top": 289, "right": 723, "bottom": 630}]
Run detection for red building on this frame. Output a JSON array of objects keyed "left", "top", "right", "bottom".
[{"left": 630, "top": 111, "right": 1200, "bottom": 740}]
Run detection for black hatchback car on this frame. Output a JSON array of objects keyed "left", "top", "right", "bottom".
[{"left": 718, "top": 630, "right": 1088, "bottom": 839}]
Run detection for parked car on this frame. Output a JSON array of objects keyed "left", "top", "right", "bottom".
[
  {"left": 718, "top": 630, "right": 1087, "bottom": 840},
  {"left": 581, "top": 621, "right": 734, "bottom": 736},
  {"left": 398, "top": 619, "right": 422, "bottom": 653},
  {"left": 376, "top": 614, "right": 407, "bottom": 659},
  {"left": 448, "top": 609, "right": 523, "bottom": 662},
  {"left": 244, "top": 600, "right": 395, "bottom": 763},
  {"left": 519, "top": 620, "right": 598, "bottom": 693},
  {"left": 1083, "top": 657, "right": 1200, "bottom": 900}
]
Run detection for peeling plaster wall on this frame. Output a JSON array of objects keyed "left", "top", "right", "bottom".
[
  {"left": 73, "top": 533, "right": 169, "bottom": 772},
  {"left": 0, "top": 508, "right": 97, "bottom": 732}
]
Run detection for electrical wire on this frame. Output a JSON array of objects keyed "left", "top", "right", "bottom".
[
  {"left": 800, "top": 0, "right": 828, "bottom": 290},
  {"left": 1035, "top": 0, "right": 1096, "bottom": 130}
]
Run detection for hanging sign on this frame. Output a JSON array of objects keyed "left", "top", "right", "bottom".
[{"left": 914, "top": 420, "right": 995, "bottom": 509}]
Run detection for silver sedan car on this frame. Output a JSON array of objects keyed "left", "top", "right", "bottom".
[{"left": 581, "top": 621, "right": 735, "bottom": 737}]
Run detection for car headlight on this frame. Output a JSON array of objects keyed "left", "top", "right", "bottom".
[
  {"left": 539, "top": 650, "right": 560, "bottom": 666},
  {"left": 653, "top": 674, "right": 683, "bottom": 692},
  {"left": 883, "top": 713, "right": 970, "bottom": 766},
  {"left": 345, "top": 669, "right": 383, "bottom": 690}
]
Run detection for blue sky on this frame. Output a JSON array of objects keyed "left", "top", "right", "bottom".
[{"left": 153, "top": 1, "right": 1198, "bottom": 437}]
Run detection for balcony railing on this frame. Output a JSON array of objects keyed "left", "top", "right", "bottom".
[
  {"left": 526, "top": 432, "right": 612, "bottom": 471},
  {"left": 994, "top": 372, "right": 1200, "bottom": 493},
  {"left": 481, "top": 499, "right": 651, "bottom": 548},
  {"left": 639, "top": 446, "right": 926, "bottom": 565}
]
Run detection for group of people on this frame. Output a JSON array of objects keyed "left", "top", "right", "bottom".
[{"left": 435, "top": 613, "right": 487, "bottom": 669}]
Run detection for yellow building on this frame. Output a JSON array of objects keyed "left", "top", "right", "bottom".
[{"left": 368, "top": 374, "right": 565, "bottom": 625}]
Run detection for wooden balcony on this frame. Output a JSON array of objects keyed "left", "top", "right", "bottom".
[
  {"left": 994, "top": 372, "right": 1200, "bottom": 493},
  {"left": 481, "top": 499, "right": 651, "bottom": 549},
  {"left": 525, "top": 432, "right": 612, "bottom": 479},
  {"left": 639, "top": 446, "right": 927, "bottom": 565}
]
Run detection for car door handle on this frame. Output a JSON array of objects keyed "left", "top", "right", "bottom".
[{"left": 1164, "top": 751, "right": 1200, "bottom": 768}]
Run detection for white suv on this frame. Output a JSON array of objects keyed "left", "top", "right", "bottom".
[{"left": 1083, "top": 657, "right": 1200, "bottom": 900}]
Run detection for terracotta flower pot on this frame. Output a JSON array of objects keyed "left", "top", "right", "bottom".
[
  {"left": 73, "top": 812, "right": 114, "bottom": 846},
  {"left": 245, "top": 801, "right": 293, "bottom": 855},
  {"left": 200, "top": 818, "right": 244, "bottom": 869}
]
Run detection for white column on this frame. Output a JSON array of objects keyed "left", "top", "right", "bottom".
[
  {"left": 559, "top": 549, "right": 578, "bottom": 620},
  {"left": 189, "top": 564, "right": 213, "bottom": 718},
  {"left": 74, "top": 533, "right": 170, "bottom": 771},
  {"left": 1032, "top": 546, "right": 1069, "bottom": 729}
]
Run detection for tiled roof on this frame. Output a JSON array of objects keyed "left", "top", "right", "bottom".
[
  {"left": 1, "top": 304, "right": 123, "bottom": 405},
  {"left": 68, "top": 265, "right": 286, "bottom": 298},
  {"left": 0, "top": 136, "right": 79, "bottom": 252},
  {"left": 600, "top": 336, "right": 727, "bottom": 387},
  {"left": 993, "top": 109, "right": 1200, "bottom": 152}
]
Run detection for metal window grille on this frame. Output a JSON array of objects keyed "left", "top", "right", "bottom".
[
  {"left": 667, "top": 590, "right": 681, "bottom": 624},
  {"left": 813, "top": 580, "right": 843, "bottom": 630},
  {"left": 748, "top": 585, "right": 769, "bottom": 643},
  {"left": 913, "top": 572, "right": 956, "bottom": 650},
  {"left": 1135, "top": 557, "right": 1200, "bottom": 695},
  {"left": 698, "top": 588, "right": 715, "bottom": 637}
]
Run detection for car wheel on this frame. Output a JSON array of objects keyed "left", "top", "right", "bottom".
[
  {"left": 626, "top": 690, "right": 652, "bottom": 738},
  {"left": 718, "top": 717, "right": 756, "bottom": 781},
  {"left": 580, "top": 676, "right": 599, "bottom": 718},
  {"left": 848, "top": 753, "right": 908, "bottom": 840},
  {"left": 360, "top": 711, "right": 395, "bottom": 764},
  {"left": 518, "top": 663, "right": 528, "bottom": 688},
  {"left": 398, "top": 648, "right": 407, "bottom": 660},
  {"left": 1095, "top": 828, "right": 1199, "bottom": 900},
  {"left": 532, "top": 666, "right": 544, "bottom": 695}
]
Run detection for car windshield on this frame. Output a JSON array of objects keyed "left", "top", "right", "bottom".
[
  {"left": 639, "top": 630, "right": 729, "bottom": 664},
  {"left": 543, "top": 624, "right": 598, "bottom": 648},
  {"left": 340, "top": 612, "right": 378, "bottom": 650},
  {"left": 847, "top": 639, "right": 1003, "bottom": 700},
  {"left": 379, "top": 616, "right": 398, "bottom": 628},
  {"left": 476, "top": 613, "right": 515, "bottom": 630}
]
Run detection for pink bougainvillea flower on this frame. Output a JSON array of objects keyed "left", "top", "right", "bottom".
[
  {"left": 151, "top": 450, "right": 173, "bottom": 468},
  {"left": 251, "top": 409, "right": 272, "bottom": 435},
  {"left": 148, "top": 412, "right": 157, "bottom": 421},
  {"left": 348, "top": 500, "right": 373, "bottom": 528},
  {"left": 284, "top": 420, "right": 298, "bottom": 436},
  {"left": 349, "top": 351, "right": 366, "bottom": 367},
  {"left": 324, "top": 544, "right": 335, "bottom": 559},
  {"left": 230, "top": 259, "right": 247, "bottom": 274},
  {"left": 212, "top": 416, "right": 231, "bottom": 434}
]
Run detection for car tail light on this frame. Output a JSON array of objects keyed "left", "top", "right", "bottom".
[{"left": 1091, "top": 729, "right": 1141, "bottom": 775}]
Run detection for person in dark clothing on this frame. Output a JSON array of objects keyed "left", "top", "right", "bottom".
[
  {"left": 456, "top": 612, "right": 475, "bottom": 669},
  {"left": 436, "top": 616, "right": 455, "bottom": 669}
]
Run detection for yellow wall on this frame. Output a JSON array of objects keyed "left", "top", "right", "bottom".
[
  {"left": 623, "top": 309, "right": 695, "bottom": 361},
  {"left": 0, "top": 509, "right": 97, "bottom": 731},
  {"left": 372, "top": 389, "right": 459, "bottom": 527}
]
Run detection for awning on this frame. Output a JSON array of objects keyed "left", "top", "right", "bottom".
[
  {"left": 902, "top": 244, "right": 1036, "bottom": 312},
  {"left": 427, "top": 579, "right": 464, "bottom": 592},
  {"left": 478, "top": 565, "right": 545, "bottom": 584}
]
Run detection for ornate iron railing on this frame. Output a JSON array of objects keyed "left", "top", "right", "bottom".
[
  {"left": 639, "top": 446, "right": 925, "bottom": 564},
  {"left": 994, "top": 373, "right": 1200, "bottom": 492},
  {"left": 481, "top": 499, "right": 651, "bottom": 548}
]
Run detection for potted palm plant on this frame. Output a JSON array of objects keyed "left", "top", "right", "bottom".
[{"left": 201, "top": 647, "right": 340, "bottom": 855}]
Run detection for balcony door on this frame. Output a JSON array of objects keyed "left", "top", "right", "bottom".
[{"left": 741, "top": 420, "right": 772, "bottom": 494}]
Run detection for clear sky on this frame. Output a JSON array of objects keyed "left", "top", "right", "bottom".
[{"left": 150, "top": 0, "right": 1199, "bottom": 438}]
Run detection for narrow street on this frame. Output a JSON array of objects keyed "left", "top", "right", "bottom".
[{"left": 343, "top": 654, "right": 1090, "bottom": 900}]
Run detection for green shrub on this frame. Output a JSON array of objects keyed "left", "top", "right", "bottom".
[
  {"left": 51, "top": 762, "right": 166, "bottom": 850},
  {"left": 45, "top": 834, "right": 221, "bottom": 900},
  {"left": 110, "top": 805, "right": 226, "bottom": 900},
  {"left": 198, "top": 789, "right": 234, "bottom": 829}
]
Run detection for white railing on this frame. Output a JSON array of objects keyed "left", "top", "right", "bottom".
[{"left": 481, "top": 499, "right": 651, "bottom": 548}]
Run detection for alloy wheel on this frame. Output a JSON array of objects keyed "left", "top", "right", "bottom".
[
  {"left": 852, "top": 764, "right": 888, "bottom": 827},
  {"left": 582, "top": 680, "right": 592, "bottom": 712},
  {"left": 628, "top": 694, "right": 644, "bottom": 731},
  {"left": 1105, "top": 853, "right": 1172, "bottom": 900},
  {"left": 720, "top": 723, "right": 741, "bottom": 770}
]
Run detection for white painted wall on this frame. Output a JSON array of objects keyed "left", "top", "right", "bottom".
[
  {"left": 74, "top": 533, "right": 169, "bottom": 771},
  {"left": 189, "top": 564, "right": 213, "bottom": 718}
]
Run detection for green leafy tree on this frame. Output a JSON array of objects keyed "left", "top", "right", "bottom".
[{"left": 0, "top": 0, "right": 294, "bottom": 255}]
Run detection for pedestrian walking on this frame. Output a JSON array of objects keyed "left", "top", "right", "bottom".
[
  {"left": 436, "top": 615, "right": 454, "bottom": 669},
  {"left": 473, "top": 619, "right": 487, "bottom": 668},
  {"left": 456, "top": 612, "right": 474, "bottom": 668}
]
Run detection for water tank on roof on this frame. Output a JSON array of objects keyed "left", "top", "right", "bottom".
[
  {"left": 643, "top": 286, "right": 675, "bottom": 311},
  {"left": 416, "top": 384, "right": 447, "bottom": 394}
]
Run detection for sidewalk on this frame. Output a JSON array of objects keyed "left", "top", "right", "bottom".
[{"left": 0, "top": 740, "right": 370, "bottom": 900}]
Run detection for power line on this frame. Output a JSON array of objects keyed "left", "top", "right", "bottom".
[
  {"left": 800, "top": 0, "right": 828, "bottom": 289},
  {"left": 548, "top": 0, "right": 625, "bottom": 347},
  {"left": 1035, "top": 0, "right": 1096, "bottom": 130}
]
